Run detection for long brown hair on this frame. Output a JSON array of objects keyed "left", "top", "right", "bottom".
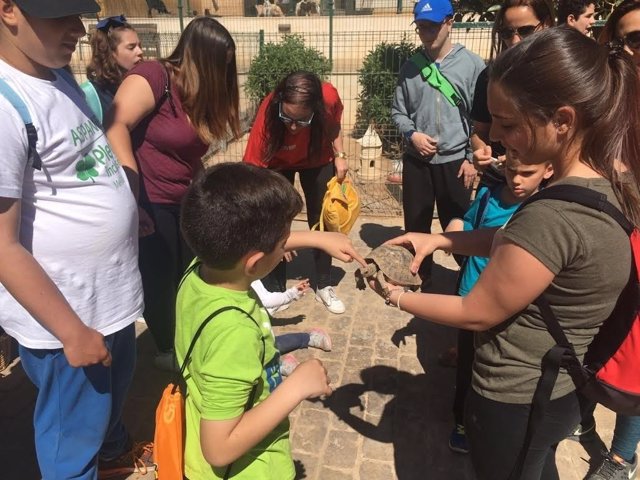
[
  {"left": 86, "top": 23, "right": 136, "bottom": 88},
  {"left": 162, "top": 17, "right": 241, "bottom": 145},
  {"left": 263, "top": 71, "right": 332, "bottom": 163},
  {"left": 489, "top": 0, "right": 556, "bottom": 60},
  {"left": 490, "top": 26, "right": 640, "bottom": 225}
]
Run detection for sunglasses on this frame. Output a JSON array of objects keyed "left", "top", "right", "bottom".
[
  {"left": 498, "top": 23, "right": 541, "bottom": 41},
  {"left": 278, "top": 103, "right": 314, "bottom": 128},
  {"left": 96, "top": 15, "right": 127, "bottom": 32},
  {"left": 621, "top": 30, "right": 640, "bottom": 50}
]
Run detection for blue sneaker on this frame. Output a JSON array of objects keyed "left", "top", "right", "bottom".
[{"left": 449, "top": 424, "right": 470, "bottom": 454}]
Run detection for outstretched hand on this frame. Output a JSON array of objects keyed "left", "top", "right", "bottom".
[
  {"left": 318, "top": 232, "right": 367, "bottom": 267},
  {"left": 385, "top": 233, "right": 444, "bottom": 275}
]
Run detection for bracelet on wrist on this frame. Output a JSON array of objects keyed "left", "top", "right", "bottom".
[{"left": 384, "top": 287, "right": 411, "bottom": 307}]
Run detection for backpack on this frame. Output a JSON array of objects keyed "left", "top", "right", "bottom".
[
  {"left": 509, "top": 184, "right": 640, "bottom": 479},
  {"left": 80, "top": 80, "right": 103, "bottom": 124},
  {"left": 0, "top": 68, "right": 82, "bottom": 171},
  {"left": 312, "top": 176, "right": 361, "bottom": 234}
]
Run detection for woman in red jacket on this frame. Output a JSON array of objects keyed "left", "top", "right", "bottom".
[{"left": 244, "top": 71, "right": 348, "bottom": 314}]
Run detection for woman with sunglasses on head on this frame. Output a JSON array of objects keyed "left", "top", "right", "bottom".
[
  {"left": 470, "top": 0, "right": 555, "bottom": 183},
  {"left": 105, "top": 17, "right": 241, "bottom": 371},
  {"left": 371, "top": 26, "right": 640, "bottom": 479},
  {"left": 581, "top": 4, "right": 640, "bottom": 479},
  {"left": 83, "top": 15, "right": 143, "bottom": 123},
  {"left": 243, "top": 71, "right": 349, "bottom": 315}
]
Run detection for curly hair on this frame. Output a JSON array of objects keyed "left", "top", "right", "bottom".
[{"left": 86, "top": 23, "right": 136, "bottom": 89}]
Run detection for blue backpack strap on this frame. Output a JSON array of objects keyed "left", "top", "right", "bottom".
[
  {"left": 80, "top": 80, "right": 103, "bottom": 125},
  {"left": 0, "top": 77, "right": 40, "bottom": 170}
]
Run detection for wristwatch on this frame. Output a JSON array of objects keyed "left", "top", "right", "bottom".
[{"left": 335, "top": 151, "right": 347, "bottom": 159}]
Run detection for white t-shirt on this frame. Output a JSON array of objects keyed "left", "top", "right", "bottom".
[{"left": 0, "top": 60, "right": 143, "bottom": 349}]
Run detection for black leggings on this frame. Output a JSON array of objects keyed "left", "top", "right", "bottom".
[
  {"left": 263, "top": 162, "right": 335, "bottom": 292},
  {"left": 465, "top": 389, "right": 581, "bottom": 480},
  {"left": 138, "top": 203, "right": 194, "bottom": 352}
]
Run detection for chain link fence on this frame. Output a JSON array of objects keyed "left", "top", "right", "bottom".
[{"left": 74, "top": 4, "right": 604, "bottom": 215}]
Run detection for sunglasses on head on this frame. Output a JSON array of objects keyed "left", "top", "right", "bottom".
[
  {"left": 278, "top": 103, "right": 314, "bottom": 128},
  {"left": 96, "top": 15, "right": 127, "bottom": 33},
  {"left": 621, "top": 30, "right": 640, "bottom": 50},
  {"left": 498, "top": 23, "right": 540, "bottom": 41}
]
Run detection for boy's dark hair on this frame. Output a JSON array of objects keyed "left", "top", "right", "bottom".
[
  {"left": 181, "top": 162, "right": 303, "bottom": 269},
  {"left": 557, "top": 0, "right": 595, "bottom": 25}
]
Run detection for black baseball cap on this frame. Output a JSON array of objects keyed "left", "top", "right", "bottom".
[{"left": 14, "top": 0, "right": 101, "bottom": 18}]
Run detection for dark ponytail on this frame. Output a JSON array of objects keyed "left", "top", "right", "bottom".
[{"left": 490, "top": 26, "right": 640, "bottom": 225}]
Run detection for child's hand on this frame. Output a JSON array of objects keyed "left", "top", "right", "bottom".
[
  {"left": 284, "top": 251, "right": 297, "bottom": 263},
  {"left": 63, "top": 325, "right": 112, "bottom": 367},
  {"left": 294, "top": 278, "right": 310, "bottom": 293},
  {"left": 287, "top": 358, "right": 333, "bottom": 400}
]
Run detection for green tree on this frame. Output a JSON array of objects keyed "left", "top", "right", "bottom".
[
  {"left": 245, "top": 35, "right": 332, "bottom": 104},
  {"left": 354, "top": 38, "right": 419, "bottom": 158}
]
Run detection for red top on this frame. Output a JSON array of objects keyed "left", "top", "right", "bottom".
[
  {"left": 127, "top": 61, "right": 207, "bottom": 205},
  {"left": 243, "top": 82, "right": 343, "bottom": 170}
]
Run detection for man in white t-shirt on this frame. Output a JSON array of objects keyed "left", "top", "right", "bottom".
[{"left": 0, "top": 1, "right": 150, "bottom": 478}]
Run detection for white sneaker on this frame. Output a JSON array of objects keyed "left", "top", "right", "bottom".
[{"left": 315, "top": 286, "right": 345, "bottom": 314}]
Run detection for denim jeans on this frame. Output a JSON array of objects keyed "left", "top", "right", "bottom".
[
  {"left": 611, "top": 415, "right": 640, "bottom": 462},
  {"left": 275, "top": 333, "right": 310, "bottom": 354}
]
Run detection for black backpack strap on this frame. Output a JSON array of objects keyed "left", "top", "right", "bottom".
[
  {"left": 518, "top": 184, "right": 633, "bottom": 234},
  {"left": 509, "top": 183, "right": 634, "bottom": 478}
]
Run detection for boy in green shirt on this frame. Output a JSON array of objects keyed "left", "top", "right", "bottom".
[{"left": 176, "top": 163, "right": 335, "bottom": 479}]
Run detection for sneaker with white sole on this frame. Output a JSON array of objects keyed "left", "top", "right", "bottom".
[
  {"left": 315, "top": 286, "right": 345, "bottom": 314},
  {"left": 279, "top": 353, "right": 300, "bottom": 376},
  {"left": 588, "top": 452, "right": 638, "bottom": 480},
  {"left": 308, "top": 328, "right": 332, "bottom": 351}
]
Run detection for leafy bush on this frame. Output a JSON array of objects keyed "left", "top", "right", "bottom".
[
  {"left": 245, "top": 35, "right": 332, "bottom": 104},
  {"left": 354, "top": 38, "right": 419, "bottom": 158}
]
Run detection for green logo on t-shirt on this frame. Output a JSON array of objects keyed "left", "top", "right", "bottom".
[{"left": 75, "top": 156, "right": 98, "bottom": 182}]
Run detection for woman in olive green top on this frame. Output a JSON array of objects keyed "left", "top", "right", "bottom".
[{"left": 369, "top": 27, "right": 640, "bottom": 480}]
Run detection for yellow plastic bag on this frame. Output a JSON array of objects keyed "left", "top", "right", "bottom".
[
  {"left": 154, "top": 382, "right": 185, "bottom": 480},
  {"left": 314, "top": 176, "right": 360, "bottom": 234}
]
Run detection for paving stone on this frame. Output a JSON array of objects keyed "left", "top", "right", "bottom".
[
  {"left": 292, "top": 452, "right": 319, "bottom": 480},
  {"left": 291, "top": 424, "right": 328, "bottom": 455},
  {"left": 362, "top": 435, "right": 395, "bottom": 462},
  {"left": 322, "top": 430, "right": 361, "bottom": 469},
  {"left": 359, "top": 461, "right": 397, "bottom": 480},
  {"left": 316, "top": 467, "right": 354, "bottom": 480}
]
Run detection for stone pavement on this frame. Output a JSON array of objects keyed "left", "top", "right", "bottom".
[{"left": 0, "top": 215, "right": 635, "bottom": 480}]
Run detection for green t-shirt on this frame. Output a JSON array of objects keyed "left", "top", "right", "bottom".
[
  {"left": 175, "top": 262, "right": 294, "bottom": 480},
  {"left": 472, "top": 177, "right": 631, "bottom": 403}
]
